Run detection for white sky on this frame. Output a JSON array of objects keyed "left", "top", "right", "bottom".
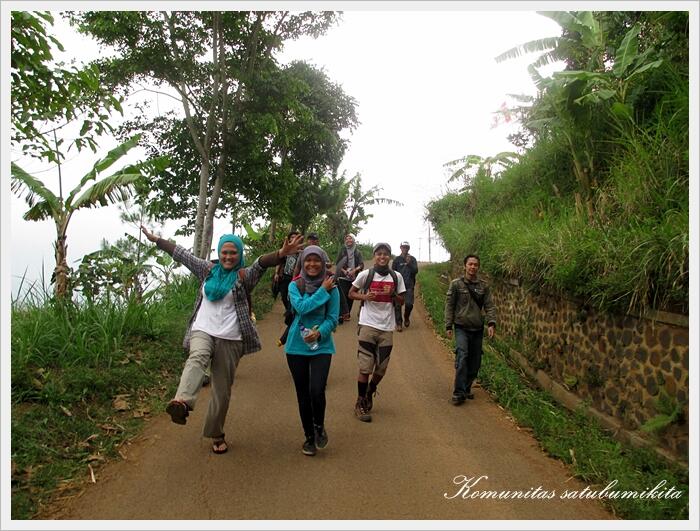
[{"left": 5, "top": 4, "right": 569, "bottom": 297}]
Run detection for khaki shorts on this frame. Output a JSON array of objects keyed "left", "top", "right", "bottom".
[{"left": 357, "top": 324, "right": 394, "bottom": 377}]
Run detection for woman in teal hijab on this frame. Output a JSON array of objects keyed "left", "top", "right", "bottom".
[
  {"left": 204, "top": 234, "right": 246, "bottom": 301},
  {"left": 141, "top": 225, "right": 303, "bottom": 454}
]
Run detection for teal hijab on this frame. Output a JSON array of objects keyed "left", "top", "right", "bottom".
[{"left": 204, "top": 235, "right": 245, "bottom": 301}]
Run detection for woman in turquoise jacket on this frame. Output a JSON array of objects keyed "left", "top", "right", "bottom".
[{"left": 285, "top": 245, "right": 340, "bottom": 456}]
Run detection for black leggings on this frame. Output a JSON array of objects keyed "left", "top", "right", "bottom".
[{"left": 286, "top": 354, "right": 332, "bottom": 437}]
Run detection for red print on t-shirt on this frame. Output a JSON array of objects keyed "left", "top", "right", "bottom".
[{"left": 369, "top": 280, "right": 394, "bottom": 303}]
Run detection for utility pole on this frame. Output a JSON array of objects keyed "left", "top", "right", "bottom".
[{"left": 428, "top": 226, "right": 432, "bottom": 263}]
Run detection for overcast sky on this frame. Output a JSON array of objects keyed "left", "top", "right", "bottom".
[
  {"left": 5, "top": 5, "right": 567, "bottom": 297},
  {"left": 1, "top": 3, "right": 617, "bottom": 297}
]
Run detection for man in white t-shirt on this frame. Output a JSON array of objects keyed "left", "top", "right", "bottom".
[{"left": 349, "top": 242, "right": 406, "bottom": 422}]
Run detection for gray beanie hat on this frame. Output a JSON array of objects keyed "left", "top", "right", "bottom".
[{"left": 372, "top": 242, "right": 392, "bottom": 254}]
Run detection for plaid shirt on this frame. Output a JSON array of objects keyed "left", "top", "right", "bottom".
[{"left": 172, "top": 245, "right": 266, "bottom": 355}]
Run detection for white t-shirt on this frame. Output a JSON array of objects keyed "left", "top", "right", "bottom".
[
  {"left": 192, "top": 285, "right": 243, "bottom": 340},
  {"left": 352, "top": 269, "right": 406, "bottom": 332}
]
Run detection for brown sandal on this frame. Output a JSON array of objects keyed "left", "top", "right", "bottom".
[
  {"left": 212, "top": 438, "right": 228, "bottom": 454},
  {"left": 166, "top": 400, "right": 189, "bottom": 425}
]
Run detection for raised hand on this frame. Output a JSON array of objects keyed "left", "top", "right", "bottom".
[
  {"left": 140, "top": 225, "right": 159, "bottom": 243},
  {"left": 280, "top": 233, "right": 305, "bottom": 257}
]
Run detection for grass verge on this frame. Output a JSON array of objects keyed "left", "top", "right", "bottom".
[
  {"left": 418, "top": 261, "right": 689, "bottom": 519},
  {"left": 11, "top": 268, "right": 278, "bottom": 519}
]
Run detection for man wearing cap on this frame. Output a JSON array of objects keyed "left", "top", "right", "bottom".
[
  {"left": 391, "top": 241, "right": 419, "bottom": 331},
  {"left": 348, "top": 242, "right": 406, "bottom": 422}
]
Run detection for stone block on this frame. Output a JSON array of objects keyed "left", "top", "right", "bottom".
[
  {"left": 649, "top": 349, "right": 661, "bottom": 367},
  {"left": 664, "top": 377, "right": 677, "bottom": 397},
  {"left": 605, "top": 386, "right": 619, "bottom": 405},
  {"left": 644, "top": 326, "right": 658, "bottom": 348},
  {"left": 621, "top": 329, "right": 633, "bottom": 346}
]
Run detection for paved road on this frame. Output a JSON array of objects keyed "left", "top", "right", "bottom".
[{"left": 48, "top": 286, "right": 613, "bottom": 520}]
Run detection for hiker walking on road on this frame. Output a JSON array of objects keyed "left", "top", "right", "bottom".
[
  {"left": 335, "top": 233, "right": 364, "bottom": 323},
  {"left": 391, "top": 241, "right": 418, "bottom": 332},
  {"left": 349, "top": 242, "right": 405, "bottom": 422},
  {"left": 141, "top": 225, "right": 303, "bottom": 454},
  {"left": 444, "top": 254, "right": 497, "bottom": 405},
  {"left": 285, "top": 246, "right": 340, "bottom": 456}
]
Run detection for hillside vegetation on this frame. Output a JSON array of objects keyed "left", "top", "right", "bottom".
[{"left": 428, "top": 11, "right": 688, "bottom": 315}]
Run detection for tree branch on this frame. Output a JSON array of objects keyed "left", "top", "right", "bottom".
[{"left": 162, "top": 11, "right": 208, "bottom": 160}]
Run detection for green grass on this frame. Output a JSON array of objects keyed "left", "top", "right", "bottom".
[
  {"left": 418, "top": 262, "right": 689, "bottom": 519},
  {"left": 427, "top": 78, "right": 689, "bottom": 316},
  {"left": 10, "top": 266, "right": 281, "bottom": 520}
]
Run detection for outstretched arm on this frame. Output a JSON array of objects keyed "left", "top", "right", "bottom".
[
  {"left": 141, "top": 225, "right": 211, "bottom": 279},
  {"left": 141, "top": 225, "right": 175, "bottom": 256},
  {"left": 259, "top": 234, "right": 304, "bottom": 269}
]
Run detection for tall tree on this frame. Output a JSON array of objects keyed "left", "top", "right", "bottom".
[
  {"left": 11, "top": 11, "right": 122, "bottom": 162},
  {"left": 70, "top": 11, "right": 345, "bottom": 257}
]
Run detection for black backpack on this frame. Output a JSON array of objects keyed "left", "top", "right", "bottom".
[{"left": 360, "top": 267, "right": 399, "bottom": 307}]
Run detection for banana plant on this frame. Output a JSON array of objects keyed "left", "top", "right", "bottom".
[
  {"left": 498, "top": 12, "right": 664, "bottom": 223},
  {"left": 11, "top": 134, "right": 168, "bottom": 299},
  {"left": 444, "top": 152, "right": 521, "bottom": 188}
]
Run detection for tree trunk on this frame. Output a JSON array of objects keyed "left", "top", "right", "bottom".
[
  {"left": 269, "top": 219, "right": 277, "bottom": 243},
  {"left": 54, "top": 222, "right": 69, "bottom": 299},
  {"left": 192, "top": 161, "right": 211, "bottom": 256},
  {"left": 200, "top": 173, "right": 223, "bottom": 259}
]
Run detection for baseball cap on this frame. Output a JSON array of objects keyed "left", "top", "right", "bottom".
[
  {"left": 373, "top": 242, "right": 392, "bottom": 254},
  {"left": 306, "top": 232, "right": 319, "bottom": 241},
  {"left": 400, "top": 241, "right": 410, "bottom": 247}
]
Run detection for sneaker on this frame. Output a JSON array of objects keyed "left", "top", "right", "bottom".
[
  {"left": 302, "top": 435, "right": 317, "bottom": 456},
  {"left": 451, "top": 394, "right": 465, "bottom": 406},
  {"left": 202, "top": 374, "right": 210, "bottom": 387},
  {"left": 396, "top": 323, "right": 403, "bottom": 332},
  {"left": 166, "top": 400, "right": 189, "bottom": 424},
  {"left": 465, "top": 391, "right": 475, "bottom": 400},
  {"left": 404, "top": 317, "right": 410, "bottom": 328},
  {"left": 354, "top": 397, "right": 372, "bottom": 422},
  {"left": 314, "top": 425, "right": 328, "bottom": 450}
]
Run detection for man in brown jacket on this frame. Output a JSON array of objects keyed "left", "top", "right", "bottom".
[{"left": 444, "top": 255, "right": 497, "bottom": 404}]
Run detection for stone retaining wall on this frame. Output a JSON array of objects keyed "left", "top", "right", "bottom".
[{"left": 472, "top": 273, "right": 688, "bottom": 461}]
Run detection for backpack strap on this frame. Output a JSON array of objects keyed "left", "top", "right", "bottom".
[
  {"left": 460, "top": 277, "right": 485, "bottom": 310},
  {"left": 360, "top": 268, "right": 398, "bottom": 307}
]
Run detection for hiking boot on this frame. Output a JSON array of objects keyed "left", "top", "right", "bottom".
[
  {"left": 314, "top": 425, "right": 328, "bottom": 450},
  {"left": 451, "top": 394, "right": 466, "bottom": 406},
  {"left": 302, "top": 435, "right": 317, "bottom": 456},
  {"left": 166, "top": 400, "right": 189, "bottom": 424},
  {"left": 354, "top": 397, "right": 372, "bottom": 422},
  {"left": 365, "top": 387, "right": 378, "bottom": 412}
]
